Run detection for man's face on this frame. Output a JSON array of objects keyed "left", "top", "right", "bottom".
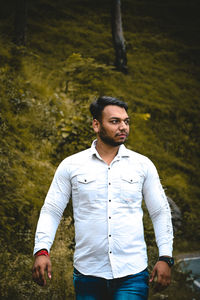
[{"left": 94, "top": 105, "right": 130, "bottom": 147}]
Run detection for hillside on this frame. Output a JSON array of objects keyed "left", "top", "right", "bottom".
[{"left": 0, "top": 0, "right": 200, "bottom": 299}]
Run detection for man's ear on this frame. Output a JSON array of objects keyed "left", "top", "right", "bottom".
[{"left": 92, "top": 119, "right": 100, "bottom": 133}]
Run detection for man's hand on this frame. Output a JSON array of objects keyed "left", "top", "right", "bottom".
[
  {"left": 149, "top": 261, "right": 171, "bottom": 292},
  {"left": 32, "top": 255, "right": 52, "bottom": 286}
]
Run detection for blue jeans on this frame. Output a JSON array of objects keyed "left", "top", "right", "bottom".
[{"left": 73, "top": 268, "right": 149, "bottom": 300}]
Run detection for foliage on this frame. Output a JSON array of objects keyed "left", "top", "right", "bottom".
[
  {"left": 0, "top": 217, "right": 74, "bottom": 300},
  {"left": 0, "top": 58, "right": 58, "bottom": 252},
  {"left": 0, "top": 0, "right": 199, "bottom": 298},
  {"left": 54, "top": 53, "right": 114, "bottom": 161}
]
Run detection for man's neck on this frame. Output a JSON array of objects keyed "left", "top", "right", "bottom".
[{"left": 95, "top": 139, "right": 120, "bottom": 165}]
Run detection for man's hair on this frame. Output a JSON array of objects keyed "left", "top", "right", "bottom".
[{"left": 89, "top": 96, "right": 128, "bottom": 120}]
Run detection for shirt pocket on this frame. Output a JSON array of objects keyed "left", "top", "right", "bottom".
[
  {"left": 76, "top": 173, "right": 97, "bottom": 203},
  {"left": 121, "top": 174, "right": 143, "bottom": 204}
]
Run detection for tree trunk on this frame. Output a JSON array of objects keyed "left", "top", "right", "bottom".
[
  {"left": 111, "top": 0, "right": 127, "bottom": 73},
  {"left": 14, "top": 0, "right": 27, "bottom": 46}
]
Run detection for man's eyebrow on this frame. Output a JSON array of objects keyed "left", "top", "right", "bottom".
[{"left": 109, "top": 117, "right": 130, "bottom": 120}]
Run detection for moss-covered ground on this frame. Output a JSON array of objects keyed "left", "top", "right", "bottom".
[{"left": 0, "top": 0, "right": 199, "bottom": 298}]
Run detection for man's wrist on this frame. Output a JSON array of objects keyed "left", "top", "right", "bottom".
[
  {"left": 158, "top": 256, "right": 174, "bottom": 267},
  {"left": 35, "top": 249, "right": 50, "bottom": 257}
]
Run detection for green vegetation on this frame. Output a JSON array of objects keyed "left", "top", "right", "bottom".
[{"left": 0, "top": 0, "right": 199, "bottom": 298}]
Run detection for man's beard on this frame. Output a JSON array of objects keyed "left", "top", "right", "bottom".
[{"left": 99, "top": 124, "right": 128, "bottom": 147}]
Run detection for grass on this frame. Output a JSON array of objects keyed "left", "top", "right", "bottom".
[{"left": 0, "top": 0, "right": 199, "bottom": 298}]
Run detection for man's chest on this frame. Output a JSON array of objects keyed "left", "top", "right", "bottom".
[{"left": 69, "top": 159, "right": 145, "bottom": 206}]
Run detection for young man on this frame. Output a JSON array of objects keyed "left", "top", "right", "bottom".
[{"left": 32, "top": 96, "right": 174, "bottom": 299}]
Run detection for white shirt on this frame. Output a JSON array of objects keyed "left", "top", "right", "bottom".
[{"left": 34, "top": 140, "right": 173, "bottom": 279}]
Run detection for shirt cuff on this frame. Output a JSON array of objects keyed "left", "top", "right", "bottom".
[
  {"left": 158, "top": 243, "right": 173, "bottom": 257},
  {"left": 33, "top": 243, "right": 51, "bottom": 256}
]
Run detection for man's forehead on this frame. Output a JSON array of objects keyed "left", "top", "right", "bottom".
[{"left": 102, "top": 105, "right": 129, "bottom": 118}]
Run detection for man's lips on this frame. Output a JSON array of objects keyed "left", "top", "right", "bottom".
[{"left": 116, "top": 133, "right": 128, "bottom": 138}]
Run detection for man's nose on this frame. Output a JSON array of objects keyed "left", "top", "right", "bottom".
[{"left": 119, "top": 121, "right": 127, "bottom": 130}]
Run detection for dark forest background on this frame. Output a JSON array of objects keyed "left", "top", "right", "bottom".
[{"left": 0, "top": 0, "right": 200, "bottom": 299}]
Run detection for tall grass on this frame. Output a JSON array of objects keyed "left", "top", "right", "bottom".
[{"left": 0, "top": 0, "right": 199, "bottom": 298}]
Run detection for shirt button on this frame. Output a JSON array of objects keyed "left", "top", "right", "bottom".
[
  {"left": 109, "top": 216, "right": 111, "bottom": 219},
  {"left": 109, "top": 235, "right": 111, "bottom": 237},
  {"left": 110, "top": 251, "right": 112, "bottom": 254},
  {"left": 109, "top": 182, "right": 111, "bottom": 185},
  {"left": 108, "top": 167, "right": 110, "bottom": 170},
  {"left": 109, "top": 200, "right": 111, "bottom": 202}
]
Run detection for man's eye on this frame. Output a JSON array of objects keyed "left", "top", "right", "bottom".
[
  {"left": 111, "top": 120, "right": 118, "bottom": 124},
  {"left": 125, "top": 120, "right": 130, "bottom": 125}
]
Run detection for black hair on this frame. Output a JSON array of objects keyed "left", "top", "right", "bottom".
[{"left": 89, "top": 96, "right": 128, "bottom": 120}]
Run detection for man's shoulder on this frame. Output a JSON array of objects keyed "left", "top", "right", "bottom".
[
  {"left": 62, "top": 147, "right": 91, "bottom": 163},
  {"left": 125, "top": 148, "right": 158, "bottom": 176},
  {"left": 124, "top": 147, "right": 156, "bottom": 171},
  {"left": 125, "top": 147, "right": 151, "bottom": 163},
  {"left": 52, "top": 148, "right": 92, "bottom": 178}
]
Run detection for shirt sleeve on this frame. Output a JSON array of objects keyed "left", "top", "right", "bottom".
[
  {"left": 142, "top": 158, "right": 174, "bottom": 257},
  {"left": 33, "top": 160, "right": 71, "bottom": 254}
]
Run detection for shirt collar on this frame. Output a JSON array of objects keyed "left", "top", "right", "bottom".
[
  {"left": 90, "top": 139, "right": 98, "bottom": 156},
  {"left": 90, "top": 139, "right": 130, "bottom": 159},
  {"left": 117, "top": 144, "right": 130, "bottom": 158}
]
